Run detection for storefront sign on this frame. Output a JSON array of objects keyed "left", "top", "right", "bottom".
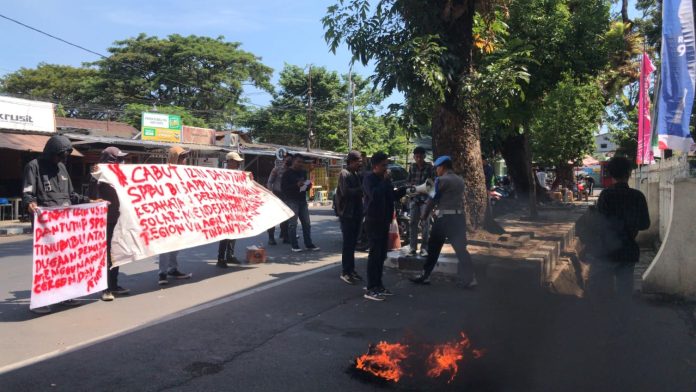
[
  {"left": 0, "top": 96, "right": 55, "bottom": 133},
  {"left": 141, "top": 112, "right": 182, "bottom": 142},
  {"left": 182, "top": 126, "right": 216, "bottom": 145}
]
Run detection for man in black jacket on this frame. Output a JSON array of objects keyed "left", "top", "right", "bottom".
[
  {"left": 362, "top": 152, "right": 406, "bottom": 301},
  {"left": 336, "top": 151, "right": 364, "bottom": 285},
  {"left": 89, "top": 147, "right": 130, "bottom": 301},
  {"left": 22, "top": 135, "right": 92, "bottom": 313},
  {"left": 281, "top": 154, "right": 319, "bottom": 252}
]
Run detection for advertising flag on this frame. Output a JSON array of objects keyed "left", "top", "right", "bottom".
[{"left": 638, "top": 53, "right": 656, "bottom": 164}]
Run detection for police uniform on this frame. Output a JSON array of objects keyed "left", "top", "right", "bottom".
[{"left": 412, "top": 156, "right": 475, "bottom": 285}]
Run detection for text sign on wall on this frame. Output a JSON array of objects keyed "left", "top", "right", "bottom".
[
  {"left": 0, "top": 96, "right": 56, "bottom": 133},
  {"left": 30, "top": 202, "right": 109, "bottom": 309},
  {"left": 141, "top": 112, "right": 182, "bottom": 143},
  {"left": 93, "top": 164, "right": 295, "bottom": 266}
]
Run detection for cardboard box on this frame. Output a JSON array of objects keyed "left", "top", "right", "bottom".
[{"left": 246, "top": 247, "right": 267, "bottom": 264}]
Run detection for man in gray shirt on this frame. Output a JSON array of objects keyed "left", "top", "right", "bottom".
[{"left": 410, "top": 155, "right": 476, "bottom": 287}]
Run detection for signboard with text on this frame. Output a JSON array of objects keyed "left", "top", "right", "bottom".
[
  {"left": 92, "top": 164, "right": 294, "bottom": 266},
  {"left": 182, "top": 126, "right": 216, "bottom": 145},
  {"left": 0, "top": 96, "right": 56, "bottom": 133},
  {"left": 30, "top": 202, "right": 109, "bottom": 309},
  {"left": 141, "top": 112, "right": 182, "bottom": 143}
]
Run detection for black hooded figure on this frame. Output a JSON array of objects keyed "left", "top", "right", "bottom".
[{"left": 22, "top": 134, "right": 89, "bottom": 213}]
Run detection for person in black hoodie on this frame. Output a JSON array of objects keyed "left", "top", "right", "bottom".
[
  {"left": 89, "top": 147, "right": 131, "bottom": 302},
  {"left": 281, "top": 154, "right": 319, "bottom": 252},
  {"left": 22, "top": 135, "right": 92, "bottom": 314},
  {"left": 362, "top": 152, "right": 406, "bottom": 301},
  {"left": 335, "top": 151, "right": 364, "bottom": 285}
]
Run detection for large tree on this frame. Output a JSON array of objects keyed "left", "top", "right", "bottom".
[{"left": 324, "top": 0, "right": 498, "bottom": 228}]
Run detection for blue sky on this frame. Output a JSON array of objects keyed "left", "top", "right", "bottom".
[{"left": 0, "top": 0, "right": 640, "bottom": 110}]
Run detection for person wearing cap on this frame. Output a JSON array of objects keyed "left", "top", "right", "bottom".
[
  {"left": 22, "top": 135, "right": 93, "bottom": 314},
  {"left": 410, "top": 155, "right": 477, "bottom": 288},
  {"left": 281, "top": 154, "right": 320, "bottom": 252},
  {"left": 88, "top": 147, "right": 130, "bottom": 301},
  {"left": 157, "top": 146, "right": 193, "bottom": 285},
  {"left": 335, "top": 151, "right": 365, "bottom": 285},
  {"left": 266, "top": 153, "right": 293, "bottom": 245},
  {"left": 216, "top": 151, "right": 244, "bottom": 267}
]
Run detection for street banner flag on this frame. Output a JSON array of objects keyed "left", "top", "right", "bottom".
[
  {"left": 638, "top": 52, "right": 657, "bottom": 165},
  {"left": 31, "top": 202, "right": 109, "bottom": 309},
  {"left": 656, "top": 0, "right": 696, "bottom": 153},
  {"left": 92, "top": 164, "right": 294, "bottom": 266}
]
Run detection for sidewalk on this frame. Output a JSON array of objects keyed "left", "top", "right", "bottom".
[{"left": 0, "top": 220, "right": 31, "bottom": 236}]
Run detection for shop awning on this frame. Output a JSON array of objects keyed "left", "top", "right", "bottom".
[
  {"left": 64, "top": 133, "right": 231, "bottom": 154},
  {"left": 0, "top": 133, "right": 83, "bottom": 156}
]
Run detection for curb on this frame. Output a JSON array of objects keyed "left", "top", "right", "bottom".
[{"left": 0, "top": 226, "right": 32, "bottom": 236}]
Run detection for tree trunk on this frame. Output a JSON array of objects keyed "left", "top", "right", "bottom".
[
  {"left": 500, "top": 133, "right": 532, "bottom": 196},
  {"left": 431, "top": 102, "right": 487, "bottom": 230}
]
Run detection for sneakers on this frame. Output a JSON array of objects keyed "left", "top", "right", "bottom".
[
  {"left": 350, "top": 271, "right": 364, "bottom": 281},
  {"left": 306, "top": 245, "right": 321, "bottom": 251},
  {"left": 158, "top": 273, "right": 169, "bottom": 285},
  {"left": 457, "top": 277, "right": 478, "bottom": 289},
  {"left": 364, "top": 290, "right": 386, "bottom": 301},
  {"left": 31, "top": 306, "right": 52, "bottom": 314},
  {"left": 101, "top": 291, "right": 114, "bottom": 301},
  {"left": 112, "top": 286, "right": 130, "bottom": 295},
  {"left": 168, "top": 269, "right": 192, "bottom": 279},
  {"left": 268, "top": 238, "right": 277, "bottom": 246},
  {"left": 228, "top": 256, "right": 241, "bottom": 264},
  {"left": 291, "top": 247, "right": 303, "bottom": 253},
  {"left": 377, "top": 287, "right": 394, "bottom": 296},
  {"left": 419, "top": 249, "right": 428, "bottom": 257},
  {"left": 340, "top": 273, "right": 356, "bottom": 285},
  {"left": 410, "top": 274, "right": 431, "bottom": 285},
  {"left": 407, "top": 249, "right": 417, "bottom": 256},
  {"left": 216, "top": 259, "right": 228, "bottom": 268}
]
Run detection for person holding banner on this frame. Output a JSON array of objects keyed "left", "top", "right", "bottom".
[
  {"left": 158, "top": 146, "right": 193, "bottom": 285},
  {"left": 89, "top": 147, "right": 131, "bottom": 301},
  {"left": 281, "top": 154, "right": 320, "bottom": 252},
  {"left": 217, "top": 151, "right": 244, "bottom": 268},
  {"left": 22, "top": 135, "right": 93, "bottom": 314}
]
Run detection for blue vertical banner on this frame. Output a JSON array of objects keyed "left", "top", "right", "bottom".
[{"left": 657, "top": 0, "right": 696, "bottom": 153}]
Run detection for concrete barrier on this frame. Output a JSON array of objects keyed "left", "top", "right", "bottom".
[{"left": 642, "top": 178, "right": 696, "bottom": 298}]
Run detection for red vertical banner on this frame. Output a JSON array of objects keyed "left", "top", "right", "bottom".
[{"left": 637, "top": 52, "right": 656, "bottom": 165}]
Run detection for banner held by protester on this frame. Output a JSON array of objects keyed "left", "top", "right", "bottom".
[
  {"left": 93, "top": 164, "right": 295, "bottom": 266},
  {"left": 30, "top": 202, "right": 109, "bottom": 309}
]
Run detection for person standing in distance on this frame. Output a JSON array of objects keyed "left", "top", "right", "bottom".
[
  {"left": 266, "top": 153, "right": 293, "bottom": 245},
  {"left": 281, "top": 154, "right": 320, "bottom": 252},
  {"left": 158, "top": 146, "right": 193, "bottom": 285},
  {"left": 407, "top": 147, "right": 434, "bottom": 257},
  {"left": 217, "top": 151, "right": 244, "bottom": 267},
  {"left": 335, "top": 151, "right": 364, "bottom": 285},
  {"left": 411, "top": 156, "right": 477, "bottom": 287}
]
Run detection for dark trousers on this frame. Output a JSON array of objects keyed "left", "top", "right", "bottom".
[
  {"left": 586, "top": 257, "right": 635, "bottom": 300},
  {"left": 366, "top": 221, "right": 389, "bottom": 290},
  {"left": 423, "top": 214, "right": 475, "bottom": 283},
  {"left": 340, "top": 216, "right": 362, "bottom": 275},
  {"left": 106, "top": 223, "right": 119, "bottom": 291},
  {"left": 287, "top": 200, "right": 314, "bottom": 248},
  {"left": 218, "top": 239, "right": 237, "bottom": 261},
  {"left": 268, "top": 191, "right": 289, "bottom": 241}
]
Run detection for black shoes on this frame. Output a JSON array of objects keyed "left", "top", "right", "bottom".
[{"left": 410, "top": 274, "right": 431, "bottom": 285}]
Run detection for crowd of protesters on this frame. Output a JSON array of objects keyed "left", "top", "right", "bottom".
[{"left": 21, "top": 135, "right": 650, "bottom": 312}]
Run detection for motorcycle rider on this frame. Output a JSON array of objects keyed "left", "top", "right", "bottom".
[{"left": 407, "top": 147, "right": 434, "bottom": 257}]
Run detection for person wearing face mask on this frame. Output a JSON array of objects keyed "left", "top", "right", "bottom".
[{"left": 22, "top": 134, "right": 93, "bottom": 314}]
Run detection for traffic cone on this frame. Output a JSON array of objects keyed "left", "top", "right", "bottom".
[{"left": 388, "top": 213, "right": 401, "bottom": 251}]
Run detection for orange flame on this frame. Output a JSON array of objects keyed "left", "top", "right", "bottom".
[
  {"left": 426, "top": 332, "right": 483, "bottom": 384},
  {"left": 355, "top": 341, "right": 409, "bottom": 382}
]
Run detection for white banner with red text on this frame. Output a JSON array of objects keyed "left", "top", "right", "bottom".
[
  {"left": 92, "top": 164, "right": 295, "bottom": 266},
  {"left": 31, "top": 202, "right": 109, "bottom": 309}
]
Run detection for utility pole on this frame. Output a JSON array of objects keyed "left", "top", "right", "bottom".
[
  {"left": 348, "top": 66, "right": 354, "bottom": 151},
  {"left": 306, "top": 65, "right": 313, "bottom": 152}
]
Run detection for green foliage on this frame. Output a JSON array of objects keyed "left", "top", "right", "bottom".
[
  {"left": 243, "top": 64, "right": 408, "bottom": 155},
  {"left": 119, "top": 103, "right": 208, "bottom": 130},
  {"left": 530, "top": 76, "right": 605, "bottom": 166},
  {"left": 607, "top": 83, "right": 639, "bottom": 162}
]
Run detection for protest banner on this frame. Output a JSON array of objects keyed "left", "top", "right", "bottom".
[
  {"left": 30, "top": 202, "right": 109, "bottom": 309},
  {"left": 92, "top": 164, "right": 295, "bottom": 266}
]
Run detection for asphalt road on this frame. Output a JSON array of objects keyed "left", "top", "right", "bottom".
[{"left": 2, "top": 208, "right": 696, "bottom": 391}]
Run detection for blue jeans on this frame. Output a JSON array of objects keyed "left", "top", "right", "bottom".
[
  {"left": 159, "top": 251, "right": 179, "bottom": 274},
  {"left": 287, "top": 200, "right": 314, "bottom": 248}
]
